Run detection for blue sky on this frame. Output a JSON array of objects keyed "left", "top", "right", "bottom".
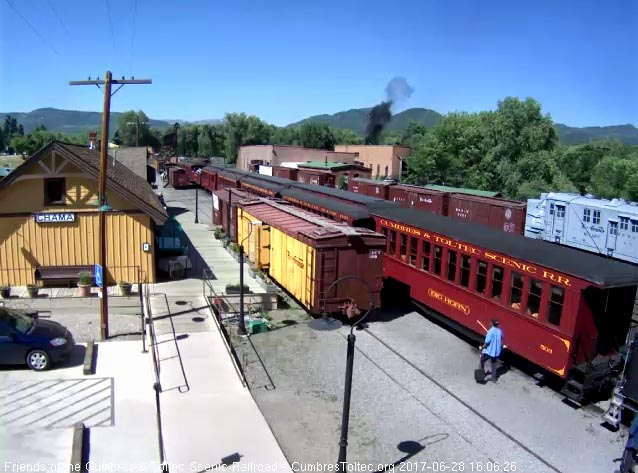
[{"left": 1, "top": 0, "right": 636, "bottom": 127}]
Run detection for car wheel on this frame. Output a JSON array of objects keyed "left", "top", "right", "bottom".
[{"left": 26, "top": 350, "right": 50, "bottom": 371}]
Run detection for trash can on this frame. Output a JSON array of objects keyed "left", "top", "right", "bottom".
[{"left": 249, "top": 320, "right": 268, "bottom": 334}]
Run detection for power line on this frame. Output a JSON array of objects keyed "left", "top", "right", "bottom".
[
  {"left": 130, "top": 0, "right": 138, "bottom": 75},
  {"left": 105, "top": 0, "right": 117, "bottom": 52},
  {"left": 46, "top": 0, "right": 69, "bottom": 35},
  {"left": 4, "top": 0, "right": 60, "bottom": 56}
]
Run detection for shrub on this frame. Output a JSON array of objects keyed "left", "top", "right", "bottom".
[{"left": 77, "top": 271, "right": 92, "bottom": 286}]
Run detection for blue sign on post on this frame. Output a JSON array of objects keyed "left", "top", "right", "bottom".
[{"left": 94, "top": 264, "right": 103, "bottom": 288}]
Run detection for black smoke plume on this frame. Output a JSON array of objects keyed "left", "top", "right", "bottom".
[{"left": 365, "top": 77, "right": 414, "bottom": 145}]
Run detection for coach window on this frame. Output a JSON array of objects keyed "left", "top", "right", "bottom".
[
  {"left": 400, "top": 234, "right": 407, "bottom": 261},
  {"left": 433, "top": 245, "right": 443, "bottom": 276},
  {"left": 632, "top": 220, "right": 638, "bottom": 233},
  {"left": 549, "top": 203, "right": 555, "bottom": 216},
  {"left": 472, "top": 261, "right": 486, "bottom": 294},
  {"left": 389, "top": 230, "right": 397, "bottom": 256},
  {"left": 547, "top": 286, "right": 564, "bottom": 326},
  {"left": 421, "top": 241, "right": 431, "bottom": 272},
  {"left": 447, "top": 250, "right": 458, "bottom": 281},
  {"left": 593, "top": 210, "right": 601, "bottom": 225},
  {"left": 409, "top": 236, "right": 418, "bottom": 266},
  {"left": 527, "top": 279, "right": 543, "bottom": 318},
  {"left": 460, "top": 255, "right": 471, "bottom": 287},
  {"left": 490, "top": 265, "right": 504, "bottom": 300},
  {"left": 583, "top": 208, "right": 591, "bottom": 223},
  {"left": 556, "top": 205, "right": 565, "bottom": 218},
  {"left": 620, "top": 217, "right": 629, "bottom": 232},
  {"left": 509, "top": 272, "right": 524, "bottom": 309}
]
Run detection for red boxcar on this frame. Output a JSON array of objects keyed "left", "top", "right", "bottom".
[
  {"left": 237, "top": 199, "right": 386, "bottom": 315},
  {"left": 212, "top": 188, "right": 254, "bottom": 242},
  {"left": 273, "top": 166, "right": 298, "bottom": 181},
  {"left": 349, "top": 178, "right": 395, "bottom": 200},
  {"left": 371, "top": 206, "right": 638, "bottom": 395},
  {"left": 169, "top": 168, "right": 190, "bottom": 188},
  {"left": 448, "top": 194, "right": 527, "bottom": 234},
  {"left": 389, "top": 184, "right": 449, "bottom": 215}
]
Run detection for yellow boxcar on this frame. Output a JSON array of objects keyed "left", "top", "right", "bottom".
[{"left": 269, "top": 227, "right": 316, "bottom": 308}]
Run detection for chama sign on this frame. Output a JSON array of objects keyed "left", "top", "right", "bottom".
[{"left": 34, "top": 213, "right": 75, "bottom": 223}]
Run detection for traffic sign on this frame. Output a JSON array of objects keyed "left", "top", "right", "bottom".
[{"left": 95, "top": 264, "right": 103, "bottom": 288}]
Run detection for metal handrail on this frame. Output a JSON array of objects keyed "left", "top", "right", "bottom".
[{"left": 203, "top": 269, "right": 247, "bottom": 388}]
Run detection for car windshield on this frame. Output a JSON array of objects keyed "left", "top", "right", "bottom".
[{"left": 0, "top": 308, "right": 34, "bottom": 334}]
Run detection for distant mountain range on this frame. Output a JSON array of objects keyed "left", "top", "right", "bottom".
[
  {"left": 290, "top": 107, "right": 638, "bottom": 145},
  {"left": 2, "top": 107, "right": 637, "bottom": 145}
]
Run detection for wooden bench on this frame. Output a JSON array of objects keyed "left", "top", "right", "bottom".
[{"left": 34, "top": 266, "right": 94, "bottom": 287}]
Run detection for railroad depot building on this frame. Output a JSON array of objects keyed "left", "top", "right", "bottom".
[{"left": 0, "top": 141, "right": 168, "bottom": 287}]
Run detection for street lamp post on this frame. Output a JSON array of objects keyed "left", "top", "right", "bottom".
[
  {"left": 195, "top": 170, "right": 202, "bottom": 224},
  {"left": 237, "top": 211, "right": 258, "bottom": 336},
  {"left": 309, "top": 276, "right": 374, "bottom": 469}
]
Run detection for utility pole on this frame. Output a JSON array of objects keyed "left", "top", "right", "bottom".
[{"left": 70, "top": 71, "right": 152, "bottom": 341}]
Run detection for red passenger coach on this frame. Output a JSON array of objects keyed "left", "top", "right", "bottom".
[
  {"left": 371, "top": 206, "right": 638, "bottom": 398},
  {"left": 216, "top": 170, "right": 240, "bottom": 191}
]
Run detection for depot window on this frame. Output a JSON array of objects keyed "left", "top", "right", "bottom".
[
  {"left": 447, "top": 250, "right": 458, "bottom": 281},
  {"left": 547, "top": 286, "right": 564, "bottom": 326},
  {"left": 389, "top": 230, "right": 397, "bottom": 256},
  {"left": 491, "top": 265, "right": 504, "bottom": 300},
  {"left": 400, "top": 234, "right": 407, "bottom": 261},
  {"left": 433, "top": 245, "right": 443, "bottom": 276},
  {"left": 44, "top": 178, "right": 66, "bottom": 205},
  {"left": 460, "top": 255, "right": 471, "bottom": 287},
  {"left": 409, "top": 236, "right": 418, "bottom": 266},
  {"left": 527, "top": 279, "right": 543, "bottom": 318},
  {"left": 475, "top": 260, "right": 488, "bottom": 294},
  {"left": 583, "top": 208, "right": 591, "bottom": 223},
  {"left": 421, "top": 241, "right": 431, "bottom": 272},
  {"left": 509, "top": 272, "right": 524, "bottom": 307},
  {"left": 593, "top": 210, "right": 601, "bottom": 225}
]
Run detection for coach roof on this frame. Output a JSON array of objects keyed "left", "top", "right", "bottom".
[{"left": 371, "top": 206, "right": 638, "bottom": 287}]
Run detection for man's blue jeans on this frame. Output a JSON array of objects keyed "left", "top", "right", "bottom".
[{"left": 481, "top": 354, "right": 499, "bottom": 382}]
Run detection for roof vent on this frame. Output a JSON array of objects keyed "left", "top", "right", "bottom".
[{"left": 584, "top": 194, "right": 597, "bottom": 199}]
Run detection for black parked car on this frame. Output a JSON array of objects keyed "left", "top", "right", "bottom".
[{"left": 0, "top": 307, "right": 75, "bottom": 371}]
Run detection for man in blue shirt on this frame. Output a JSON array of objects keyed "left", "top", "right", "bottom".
[{"left": 480, "top": 319, "right": 504, "bottom": 383}]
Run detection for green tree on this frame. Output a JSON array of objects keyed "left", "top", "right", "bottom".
[
  {"left": 222, "top": 113, "right": 272, "bottom": 163},
  {"left": 590, "top": 156, "right": 638, "bottom": 200},
  {"left": 116, "top": 110, "right": 151, "bottom": 147},
  {"left": 299, "top": 122, "right": 335, "bottom": 150},
  {"left": 270, "top": 127, "right": 300, "bottom": 146},
  {"left": 332, "top": 127, "right": 360, "bottom": 145}
]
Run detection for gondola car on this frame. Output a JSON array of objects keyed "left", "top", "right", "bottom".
[{"left": 371, "top": 206, "right": 638, "bottom": 402}]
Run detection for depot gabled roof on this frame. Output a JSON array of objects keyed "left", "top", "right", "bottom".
[{"left": 0, "top": 141, "right": 168, "bottom": 224}]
